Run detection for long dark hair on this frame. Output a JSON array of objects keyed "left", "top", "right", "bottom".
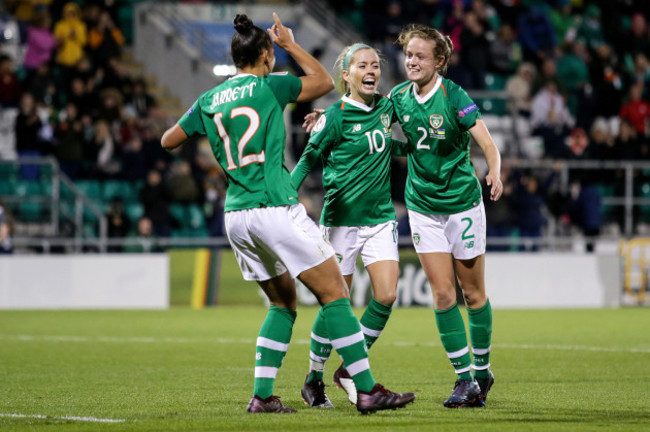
[{"left": 231, "top": 14, "right": 272, "bottom": 69}]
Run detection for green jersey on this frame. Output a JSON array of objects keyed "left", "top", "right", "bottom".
[
  {"left": 178, "top": 72, "right": 302, "bottom": 212},
  {"left": 291, "top": 94, "right": 400, "bottom": 226},
  {"left": 390, "top": 76, "right": 482, "bottom": 215}
]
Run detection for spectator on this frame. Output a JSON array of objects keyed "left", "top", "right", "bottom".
[
  {"left": 53, "top": 102, "right": 85, "bottom": 179},
  {"left": 139, "top": 169, "right": 172, "bottom": 237},
  {"left": 86, "top": 118, "right": 120, "bottom": 178},
  {"left": 0, "top": 54, "right": 22, "bottom": 108},
  {"left": 53, "top": 2, "right": 87, "bottom": 74},
  {"left": 513, "top": 169, "right": 555, "bottom": 252},
  {"left": 530, "top": 79, "right": 574, "bottom": 158},
  {"left": 0, "top": 197, "right": 13, "bottom": 254},
  {"left": 126, "top": 78, "right": 156, "bottom": 119},
  {"left": 588, "top": 43, "right": 625, "bottom": 131},
  {"left": 459, "top": 10, "right": 490, "bottom": 89},
  {"left": 616, "top": 119, "right": 646, "bottom": 160},
  {"left": 619, "top": 82, "right": 650, "bottom": 137},
  {"left": 87, "top": 11, "right": 124, "bottom": 69},
  {"left": 23, "top": 63, "right": 58, "bottom": 107},
  {"left": 166, "top": 160, "right": 199, "bottom": 204},
  {"left": 548, "top": 0, "right": 577, "bottom": 44},
  {"left": 555, "top": 41, "right": 589, "bottom": 115},
  {"left": 14, "top": 92, "right": 43, "bottom": 179},
  {"left": 120, "top": 136, "right": 148, "bottom": 181},
  {"left": 106, "top": 196, "right": 130, "bottom": 252},
  {"left": 483, "top": 163, "right": 515, "bottom": 251},
  {"left": 125, "top": 216, "right": 162, "bottom": 253},
  {"left": 489, "top": 22, "right": 522, "bottom": 76},
  {"left": 577, "top": 4, "right": 605, "bottom": 53},
  {"left": 517, "top": 4, "right": 557, "bottom": 65},
  {"left": 202, "top": 165, "right": 227, "bottom": 237},
  {"left": 22, "top": 12, "right": 58, "bottom": 79},
  {"left": 505, "top": 61, "right": 536, "bottom": 116}
]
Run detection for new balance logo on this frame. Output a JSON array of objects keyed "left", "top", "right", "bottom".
[
  {"left": 465, "top": 241, "right": 475, "bottom": 249},
  {"left": 352, "top": 124, "right": 362, "bottom": 132}
]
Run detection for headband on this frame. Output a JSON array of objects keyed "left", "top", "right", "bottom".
[{"left": 343, "top": 43, "right": 372, "bottom": 70}]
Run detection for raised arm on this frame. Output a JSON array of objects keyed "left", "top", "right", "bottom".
[
  {"left": 470, "top": 119, "right": 503, "bottom": 201},
  {"left": 267, "top": 13, "right": 334, "bottom": 102}
]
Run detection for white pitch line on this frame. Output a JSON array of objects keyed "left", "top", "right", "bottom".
[
  {"left": 0, "top": 413, "right": 125, "bottom": 423},
  {"left": 1, "top": 334, "right": 649, "bottom": 354}
]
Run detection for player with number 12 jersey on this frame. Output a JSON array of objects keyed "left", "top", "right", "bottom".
[{"left": 179, "top": 72, "right": 302, "bottom": 212}]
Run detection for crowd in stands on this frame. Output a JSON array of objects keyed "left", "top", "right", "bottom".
[
  {"left": 3, "top": 0, "right": 650, "bottom": 251},
  {"left": 0, "top": 0, "right": 228, "bottom": 247}
]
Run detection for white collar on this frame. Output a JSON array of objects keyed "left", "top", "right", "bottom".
[
  {"left": 341, "top": 95, "right": 375, "bottom": 112},
  {"left": 413, "top": 75, "right": 442, "bottom": 104},
  {"left": 230, "top": 73, "right": 255, "bottom": 80}
]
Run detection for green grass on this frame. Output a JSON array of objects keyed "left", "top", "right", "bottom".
[{"left": 1, "top": 307, "right": 649, "bottom": 431}]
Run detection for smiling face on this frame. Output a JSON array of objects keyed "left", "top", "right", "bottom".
[
  {"left": 404, "top": 37, "right": 440, "bottom": 91},
  {"left": 343, "top": 48, "right": 381, "bottom": 104}
]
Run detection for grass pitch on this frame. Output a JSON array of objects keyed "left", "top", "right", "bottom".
[{"left": 1, "top": 306, "right": 649, "bottom": 431}]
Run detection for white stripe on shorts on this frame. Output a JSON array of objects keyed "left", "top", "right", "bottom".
[
  {"left": 256, "top": 337, "right": 289, "bottom": 352},
  {"left": 254, "top": 366, "right": 278, "bottom": 379},
  {"left": 346, "top": 358, "right": 370, "bottom": 377},
  {"left": 311, "top": 332, "right": 331, "bottom": 345},
  {"left": 472, "top": 346, "right": 491, "bottom": 355},
  {"left": 447, "top": 346, "right": 470, "bottom": 359},
  {"left": 360, "top": 324, "right": 382, "bottom": 338},
  {"left": 330, "top": 331, "right": 364, "bottom": 350}
]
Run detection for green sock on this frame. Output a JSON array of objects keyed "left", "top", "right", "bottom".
[
  {"left": 435, "top": 302, "right": 472, "bottom": 381},
  {"left": 306, "top": 307, "right": 332, "bottom": 384},
  {"left": 322, "top": 298, "right": 376, "bottom": 392},
  {"left": 360, "top": 298, "right": 392, "bottom": 349},
  {"left": 253, "top": 305, "right": 296, "bottom": 399},
  {"left": 468, "top": 298, "right": 493, "bottom": 380}
]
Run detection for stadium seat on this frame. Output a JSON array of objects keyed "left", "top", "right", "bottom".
[
  {"left": 125, "top": 202, "right": 144, "bottom": 224},
  {"left": 103, "top": 180, "right": 136, "bottom": 202},
  {"left": 75, "top": 180, "right": 103, "bottom": 201},
  {"left": 19, "top": 201, "right": 43, "bottom": 222},
  {"left": 13, "top": 180, "right": 42, "bottom": 197},
  {"left": 187, "top": 204, "right": 206, "bottom": 229}
]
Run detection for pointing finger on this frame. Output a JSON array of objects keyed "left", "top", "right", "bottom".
[{"left": 272, "top": 12, "right": 283, "bottom": 28}]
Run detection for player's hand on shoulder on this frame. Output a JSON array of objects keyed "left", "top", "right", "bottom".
[{"left": 302, "top": 109, "right": 325, "bottom": 133}]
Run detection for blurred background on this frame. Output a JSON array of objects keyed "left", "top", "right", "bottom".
[{"left": 0, "top": 0, "right": 649, "bottom": 308}]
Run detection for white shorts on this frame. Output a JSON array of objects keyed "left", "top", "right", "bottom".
[
  {"left": 320, "top": 221, "right": 399, "bottom": 276},
  {"left": 408, "top": 203, "right": 486, "bottom": 259},
  {"left": 224, "top": 204, "right": 334, "bottom": 281}
]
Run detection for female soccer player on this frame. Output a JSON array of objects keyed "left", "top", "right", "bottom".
[
  {"left": 161, "top": 13, "right": 414, "bottom": 414},
  {"left": 390, "top": 23, "right": 502, "bottom": 408},
  {"left": 291, "top": 44, "right": 411, "bottom": 408}
]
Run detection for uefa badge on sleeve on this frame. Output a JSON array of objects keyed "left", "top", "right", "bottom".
[{"left": 313, "top": 114, "right": 327, "bottom": 133}]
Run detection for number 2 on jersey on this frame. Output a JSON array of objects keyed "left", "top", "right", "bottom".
[{"left": 214, "top": 107, "right": 264, "bottom": 170}]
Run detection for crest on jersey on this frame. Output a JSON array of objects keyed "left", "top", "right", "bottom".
[
  {"left": 381, "top": 113, "right": 390, "bottom": 127},
  {"left": 429, "top": 114, "right": 444, "bottom": 129},
  {"left": 313, "top": 115, "right": 327, "bottom": 133}
]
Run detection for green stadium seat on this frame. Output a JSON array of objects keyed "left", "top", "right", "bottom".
[
  {"left": 0, "top": 163, "right": 18, "bottom": 182},
  {"left": 13, "top": 180, "right": 42, "bottom": 197},
  {"left": 75, "top": 180, "right": 103, "bottom": 200},
  {"left": 103, "top": 180, "right": 136, "bottom": 202},
  {"left": 187, "top": 204, "right": 206, "bottom": 229},
  {"left": 0, "top": 179, "right": 13, "bottom": 195},
  {"left": 19, "top": 201, "right": 43, "bottom": 222},
  {"left": 125, "top": 202, "right": 144, "bottom": 224},
  {"left": 169, "top": 204, "right": 186, "bottom": 226}
]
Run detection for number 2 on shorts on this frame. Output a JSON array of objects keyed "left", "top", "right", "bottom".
[{"left": 461, "top": 217, "right": 475, "bottom": 240}]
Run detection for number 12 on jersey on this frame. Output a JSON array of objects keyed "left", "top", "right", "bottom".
[{"left": 214, "top": 107, "right": 265, "bottom": 170}]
